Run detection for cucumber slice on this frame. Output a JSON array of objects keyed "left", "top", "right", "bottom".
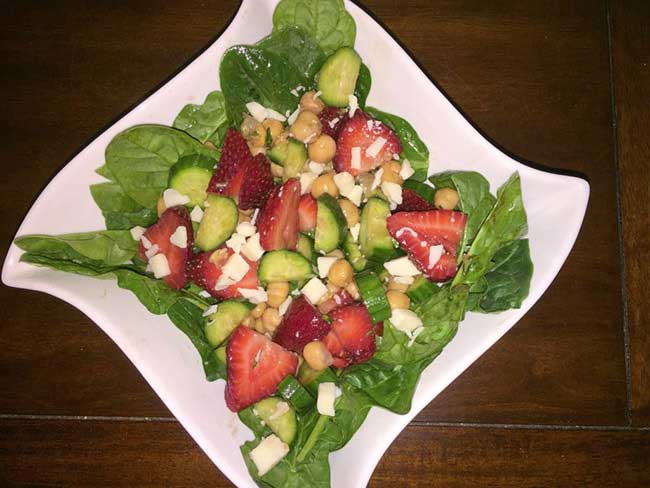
[
  {"left": 342, "top": 232, "right": 367, "bottom": 272},
  {"left": 253, "top": 397, "right": 297, "bottom": 444},
  {"left": 168, "top": 154, "right": 216, "bottom": 207},
  {"left": 314, "top": 194, "right": 347, "bottom": 253},
  {"left": 195, "top": 194, "right": 238, "bottom": 251},
  {"left": 258, "top": 250, "right": 314, "bottom": 283},
  {"left": 317, "top": 47, "right": 362, "bottom": 108},
  {"left": 407, "top": 275, "right": 440, "bottom": 304},
  {"left": 359, "top": 197, "right": 396, "bottom": 262},
  {"left": 268, "top": 142, "right": 288, "bottom": 164},
  {"left": 355, "top": 271, "right": 391, "bottom": 323},
  {"left": 296, "top": 234, "right": 315, "bottom": 263},
  {"left": 268, "top": 139, "right": 307, "bottom": 180},
  {"left": 403, "top": 179, "right": 436, "bottom": 202},
  {"left": 278, "top": 375, "right": 315, "bottom": 412},
  {"left": 204, "top": 300, "right": 253, "bottom": 347}
]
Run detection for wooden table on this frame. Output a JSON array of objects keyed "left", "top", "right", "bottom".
[{"left": 1, "top": 1, "right": 648, "bottom": 486}]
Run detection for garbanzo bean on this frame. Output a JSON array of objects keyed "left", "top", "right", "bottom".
[
  {"left": 308, "top": 134, "right": 336, "bottom": 164},
  {"left": 386, "top": 290, "right": 410, "bottom": 310},
  {"left": 338, "top": 198, "right": 359, "bottom": 227},
  {"left": 311, "top": 172, "right": 339, "bottom": 198},
  {"left": 267, "top": 281, "right": 290, "bottom": 308},
  {"left": 327, "top": 259, "right": 353, "bottom": 287},
  {"left": 290, "top": 111, "right": 321, "bottom": 143},
  {"left": 302, "top": 341, "right": 332, "bottom": 370},
  {"left": 434, "top": 187, "right": 459, "bottom": 210},
  {"left": 299, "top": 91, "right": 325, "bottom": 114}
]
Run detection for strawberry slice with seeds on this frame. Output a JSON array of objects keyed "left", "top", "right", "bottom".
[
  {"left": 298, "top": 194, "right": 318, "bottom": 233},
  {"left": 258, "top": 178, "right": 301, "bottom": 251},
  {"left": 238, "top": 153, "right": 275, "bottom": 210},
  {"left": 319, "top": 107, "right": 346, "bottom": 139},
  {"left": 334, "top": 111, "right": 402, "bottom": 176},
  {"left": 208, "top": 128, "right": 252, "bottom": 194},
  {"left": 138, "top": 206, "right": 193, "bottom": 290},
  {"left": 322, "top": 304, "right": 378, "bottom": 368},
  {"left": 188, "top": 248, "right": 259, "bottom": 299},
  {"left": 273, "top": 295, "right": 331, "bottom": 353},
  {"left": 396, "top": 188, "right": 435, "bottom": 212},
  {"left": 225, "top": 326, "right": 298, "bottom": 412}
]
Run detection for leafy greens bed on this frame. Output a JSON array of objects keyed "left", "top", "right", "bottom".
[{"left": 13, "top": 0, "right": 533, "bottom": 486}]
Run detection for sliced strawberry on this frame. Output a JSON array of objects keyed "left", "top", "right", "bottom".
[
  {"left": 322, "top": 304, "right": 377, "bottom": 368},
  {"left": 319, "top": 107, "right": 346, "bottom": 139},
  {"left": 238, "top": 153, "right": 275, "bottom": 210},
  {"left": 298, "top": 194, "right": 318, "bottom": 233},
  {"left": 225, "top": 326, "right": 298, "bottom": 412},
  {"left": 258, "top": 178, "right": 301, "bottom": 251},
  {"left": 187, "top": 248, "right": 259, "bottom": 299},
  {"left": 208, "top": 128, "right": 252, "bottom": 194},
  {"left": 318, "top": 288, "right": 355, "bottom": 314},
  {"left": 138, "top": 206, "right": 193, "bottom": 290},
  {"left": 396, "top": 188, "right": 435, "bottom": 212},
  {"left": 273, "top": 295, "right": 331, "bottom": 353},
  {"left": 334, "top": 111, "right": 402, "bottom": 176}
]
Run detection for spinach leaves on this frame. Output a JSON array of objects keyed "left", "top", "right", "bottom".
[
  {"left": 90, "top": 182, "right": 158, "bottom": 230},
  {"left": 257, "top": 26, "right": 327, "bottom": 81},
  {"left": 173, "top": 91, "right": 229, "bottom": 146}
]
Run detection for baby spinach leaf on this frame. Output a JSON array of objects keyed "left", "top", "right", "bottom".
[
  {"left": 90, "top": 182, "right": 158, "bottom": 230},
  {"left": 354, "top": 63, "right": 371, "bottom": 109},
  {"left": 365, "top": 106, "right": 429, "bottom": 181},
  {"left": 95, "top": 163, "right": 115, "bottom": 181},
  {"left": 272, "top": 0, "right": 356, "bottom": 56},
  {"left": 173, "top": 91, "right": 229, "bottom": 146},
  {"left": 220, "top": 46, "right": 306, "bottom": 127}
]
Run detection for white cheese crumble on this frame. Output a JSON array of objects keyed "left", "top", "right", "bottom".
[
  {"left": 350, "top": 146, "right": 361, "bottom": 169},
  {"left": 246, "top": 101, "right": 270, "bottom": 122},
  {"left": 169, "top": 226, "right": 188, "bottom": 249},
  {"left": 317, "top": 256, "right": 339, "bottom": 279},
  {"left": 238, "top": 287, "right": 268, "bottom": 304},
  {"left": 140, "top": 235, "right": 152, "bottom": 250},
  {"left": 222, "top": 253, "right": 250, "bottom": 282},
  {"left": 332, "top": 171, "right": 354, "bottom": 196},
  {"left": 365, "top": 136, "right": 387, "bottom": 158},
  {"left": 399, "top": 159, "right": 415, "bottom": 180},
  {"left": 162, "top": 188, "right": 190, "bottom": 208},
  {"left": 240, "top": 233, "right": 264, "bottom": 262},
  {"left": 371, "top": 168, "right": 384, "bottom": 190},
  {"left": 390, "top": 308, "right": 423, "bottom": 334},
  {"left": 301, "top": 277, "right": 328, "bottom": 305},
  {"left": 384, "top": 256, "right": 421, "bottom": 277},
  {"left": 190, "top": 205, "right": 204, "bottom": 223},
  {"left": 347, "top": 185, "right": 363, "bottom": 206},
  {"left": 266, "top": 108, "right": 287, "bottom": 121},
  {"left": 308, "top": 161, "right": 325, "bottom": 175},
  {"left": 349, "top": 223, "right": 361, "bottom": 242},
  {"left": 226, "top": 233, "right": 247, "bottom": 254},
  {"left": 202, "top": 304, "right": 218, "bottom": 317},
  {"left": 249, "top": 434, "right": 290, "bottom": 477},
  {"left": 300, "top": 172, "right": 318, "bottom": 195},
  {"left": 328, "top": 117, "right": 340, "bottom": 128},
  {"left": 198, "top": 289, "right": 212, "bottom": 298},
  {"left": 428, "top": 245, "right": 444, "bottom": 269},
  {"left": 317, "top": 382, "right": 337, "bottom": 416},
  {"left": 381, "top": 181, "right": 403, "bottom": 209},
  {"left": 287, "top": 107, "right": 300, "bottom": 125},
  {"left": 144, "top": 244, "right": 160, "bottom": 259},
  {"left": 130, "top": 226, "right": 146, "bottom": 241},
  {"left": 236, "top": 221, "right": 257, "bottom": 237},
  {"left": 348, "top": 94, "right": 358, "bottom": 117},
  {"left": 278, "top": 296, "right": 293, "bottom": 316},
  {"left": 214, "top": 275, "right": 235, "bottom": 291},
  {"left": 149, "top": 253, "right": 171, "bottom": 278},
  {"left": 394, "top": 275, "right": 415, "bottom": 285},
  {"left": 269, "top": 401, "right": 290, "bottom": 421}
]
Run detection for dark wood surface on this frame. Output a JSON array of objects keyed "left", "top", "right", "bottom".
[{"left": 1, "top": 0, "right": 648, "bottom": 486}]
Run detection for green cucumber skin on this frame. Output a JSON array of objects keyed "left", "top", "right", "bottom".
[
  {"left": 258, "top": 250, "right": 314, "bottom": 283},
  {"left": 253, "top": 397, "right": 297, "bottom": 445},
  {"left": 343, "top": 232, "right": 367, "bottom": 272},
  {"left": 317, "top": 47, "right": 362, "bottom": 107},
  {"left": 168, "top": 154, "right": 217, "bottom": 207},
  {"left": 355, "top": 270, "right": 391, "bottom": 324},
  {"left": 314, "top": 194, "right": 347, "bottom": 253},
  {"left": 204, "top": 300, "right": 252, "bottom": 347},
  {"left": 278, "top": 375, "right": 315, "bottom": 412},
  {"left": 407, "top": 275, "right": 441, "bottom": 304},
  {"left": 296, "top": 233, "right": 316, "bottom": 263},
  {"left": 195, "top": 194, "right": 238, "bottom": 251},
  {"left": 359, "top": 197, "right": 396, "bottom": 262}
]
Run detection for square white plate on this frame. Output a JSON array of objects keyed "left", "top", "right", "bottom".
[{"left": 2, "top": 1, "right": 589, "bottom": 486}]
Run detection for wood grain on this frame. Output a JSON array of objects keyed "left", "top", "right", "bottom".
[{"left": 610, "top": 0, "right": 650, "bottom": 426}]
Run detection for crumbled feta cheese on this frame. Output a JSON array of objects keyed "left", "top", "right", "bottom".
[
  {"left": 366, "top": 119, "right": 374, "bottom": 131},
  {"left": 384, "top": 256, "right": 421, "bottom": 277},
  {"left": 317, "top": 382, "right": 337, "bottom": 416},
  {"left": 347, "top": 185, "right": 363, "bottom": 206},
  {"left": 245, "top": 101, "right": 268, "bottom": 122},
  {"left": 350, "top": 147, "right": 361, "bottom": 169},
  {"left": 390, "top": 308, "right": 423, "bottom": 334},
  {"left": 300, "top": 172, "right": 318, "bottom": 195},
  {"left": 236, "top": 221, "right": 256, "bottom": 237},
  {"left": 251, "top": 208, "right": 260, "bottom": 225},
  {"left": 145, "top": 244, "right": 160, "bottom": 259},
  {"left": 309, "top": 161, "right": 325, "bottom": 175},
  {"left": 249, "top": 434, "right": 290, "bottom": 477},
  {"left": 394, "top": 275, "right": 415, "bottom": 285},
  {"left": 399, "top": 159, "right": 415, "bottom": 180},
  {"left": 393, "top": 152, "right": 400, "bottom": 160},
  {"left": 381, "top": 181, "right": 403, "bottom": 209},
  {"left": 317, "top": 256, "right": 339, "bottom": 279},
  {"left": 349, "top": 223, "right": 361, "bottom": 242},
  {"left": 162, "top": 188, "right": 190, "bottom": 208},
  {"left": 130, "top": 226, "right": 146, "bottom": 241},
  {"left": 287, "top": 107, "right": 300, "bottom": 125},
  {"left": 333, "top": 171, "right": 354, "bottom": 196},
  {"left": 348, "top": 94, "right": 358, "bottom": 117},
  {"left": 241, "top": 233, "right": 264, "bottom": 262},
  {"left": 169, "top": 226, "right": 188, "bottom": 248},
  {"left": 314, "top": 90, "right": 322, "bottom": 98},
  {"left": 278, "top": 296, "right": 293, "bottom": 316},
  {"left": 395, "top": 227, "right": 417, "bottom": 239},
  {"left": 266, "top": 108, "right": 286, "bottom": 121},
  {"left": 428, "top": 245, "right": 444, "bottom": 269},
  {"left": 328, "top": 117, "right": 340, "bottom": 128},
  {"left": 290, "top": 88, "right": 299, "bottom": 97},
  {"left": 149, "top": 253, "right": 171, "bottom": 278},
  {"left": 198, "top": 289, "right": 212, "bottom": 298},
  {"left": 202, "top": 304, "right": 218, "bottom": 317},
  {"left": 190, "top": 205, "right": 204, "bottom": 223},
  {"left": 301, "top": 277, "right": 328, "bottom": 304},
  {"left": 365, "top": 137, "right": 387, "bottom": 158},
  {"left": 238, "top": 287, "right": 268, "bottom": 304},
  {"left": 371, "top": 168, "right": 384, "bottom": 190},
  {"left": 222, "top": 253, "right": 250, "bottom": 282},
  {"left": 226, "top": 233, "right": 247, "bottom": 254},
  {"left": 269, "top": 401, "right": 290, "bottom": 421},
  {"left": 140, "top": 235, "right": 152, "bottom": 250},
  {"left": 214, "top": 275, "right": 236, "bottom": 291}
]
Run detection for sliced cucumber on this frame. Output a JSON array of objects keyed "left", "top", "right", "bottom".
[
  {"left": 403, "top": 179, "right": 436, "bottom": 202},
  {"left": 268, "top": 141, "right": 288, "bottom": 164},
  {"left": 296, "top": 233, "right": 316, "bottom": 263},
  {"left": 359, "top": 197, "right": 396, "bottom": 262},
  {"left": 269, "top": 138, "right": 307, "bottom": 180},
  {"left": 407, "top": 275, "right": 440, "bottom": 305},
  {"left": 195, "top": 194, "right": 238, "bottom": 251},
  {"left": 204, "top": 300, "right": 253, "bottom": 347},
  {"left": 253, "top": 397, "right": 297, "bottom": 445},
  {"left": 314, "top": 194, "right": 347, "bottom": 253},
  {"left": 317, "top": 47, "right": 362, "bottom": 108},
  {"left": 168, "top": 154, "right": 216, "bottom": 207},
  {"left": 258, "top": 250, "right": 314, "bottom": 283},
  {"left": 278, "top": 375, "right": 315, "bottom": 412},
  {"left": 355, "top": 270, "right": 391, "bottom": 324},
  {"left": 342, "top": 232, "right": 367, "bottom": 272}
]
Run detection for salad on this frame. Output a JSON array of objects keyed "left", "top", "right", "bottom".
[{"left": 13, "top": 0, "right": 533, "bottom": 486}]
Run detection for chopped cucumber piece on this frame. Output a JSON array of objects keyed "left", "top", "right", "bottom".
[
  {"left": 253, "top": 397, "right": 297, "bottom": 445},
  {"left": 314, "top": 194, "right": 347, "bottom": 253},
  {"left": 195, "top": 194, "right": 238, "bottom": 251},
  {"left": 355, "top": 270, "right": 391, "bottom": 323},
  {"left": 168, "top": 154, "right": 216, "bottom": 207},
  {"left": 296, "top": 234, "right": 316, "bottom": 262},
  {"left": 359, "top": 197, "right": 396, "bottom": 262},
  {"left": 403, "top": 179, "right": 436, "bottom": 202},
  {"left": 407, "top": 275, "right": 440, "bottom": 304},
  {"left": 317, "top": 47, "right": 362, "bottom": 107},
  {"left": 204, "top": 300, "right": 253, "bottom": 347},
  {"left": 269, "top": 138, "right": 307, "bottom": 180},
  {"left": 268, "top": 142, "right": 288, "bottom": 164},
  {"left": 215, "top": 346, "right": 227, "bottom": 365},
  {"left": 342, "top": 232, "right": 367, "bottom": 272},
  {"left": 258, "top": 250, "right": 314, "bottom": 283},
  {"left": 278, "top": 375, "right": 315, "bottom": 412}
]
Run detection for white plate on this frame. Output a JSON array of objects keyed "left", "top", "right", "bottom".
[{"left": 1, "top": 1, "right": 589, "bottom": 486}]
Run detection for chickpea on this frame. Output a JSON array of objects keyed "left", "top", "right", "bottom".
[
  {"left": 267, "top": 281, "right": 290, "bottom": 308},
  {"left": 240, "top": 114, "right": 259, "bottom": 138},
  {"left": 381, "top": 161, "right": 403, "bottom": 184},
  {"left": 291, "top": 111, "right": 321, "bottom": 143},
  {"left": 262, "top": 119, "right": 284, "bottom": 142},
  {"left": 271, "top": 163, "right": 284, "bottom": 178},
  {"left": 254, "top": 317, "right": 266, "bottom": 334},
  {"left": 434, "top": 187, "right": 459, "bottom": 210},
  {"left": 387, "top": 277, "right": 409, "bottom": 293},
  {"left": 262, "top": 307, "right": 282, "bottom": 333},
  {"left": 386, "top": 290, "right": 410, "bottom": 310},
  {"left": 274, "top": 130, "right": 290, "bottom": 146},
  {"left": 338, "top": 198, "right": 359, "bottom": 227},
  {"left": 328, "top": 259, "right": 353, "bottom": 287},
  {"left": 311, "top": 172, "right": 339, "bottom": 198},
  {"left": 300, "top": 90, "right": 326, "bottom": 114},
  {"left": 308, "top": 134, "right": 336, "bottom": 164},
  {"left": 345, "top": 280, "right": 360, "bottom": 300},
  {"left": 248, "top": 123, "right": 267, "bottom": 147},
  {"left": 250, "top": 302, "right": 267, "bottom": 319},
  {"left": 248, "top": 144, "right": 266, "bottom": 156},
  {"left": 156, "top": 197, "right": 166, "bottom": 217},
  {"left": 303, "top": 341, "right": 333, "bottom": 371},
  {"left": 241, "top": 316, "right": 254, "bottom": 328}
]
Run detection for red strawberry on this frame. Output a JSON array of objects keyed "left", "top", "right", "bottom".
[
  {"left": 298, "top": 194, "right": 317, "bottom": 233},
  {"left": 188, "top": 248, "right": 259, "bottom": 299},
  {"left": 318, "top": 289, "right": 355, "bottom": 314},
  {"left": 238, "top": 153, "right": 275, "bottom": 210},
  {"left": 225, "top": 326, "right": 298, "bottom": 412},
  {"left": 386, "top": 210, "right": 468, "bottom": 281},
  {"left": 138, "top": 206, "right": 193, "bottom": 290},
  {"left": 273, "top": 295, "right": 331, "bottom": 353},
  {"left": 319, "top": 107, "right": 346, "bottom": 138},
  {"left": 258, "top": 178, "right": 301, "bottom": 251},
  {"left": 208, "top": 128, "right": 252, "bottom": 194},
  {"left": 334, "top": 111, "right": 402, "bottom": 176},
  {"left": 322, "top": 304, "right": 377, "bottom": 368},
  {"left": 396, "top": 189, "right": 435, "bottom": 212}
]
